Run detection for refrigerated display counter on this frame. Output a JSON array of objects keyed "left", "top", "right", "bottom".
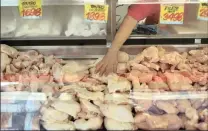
[{"left": 1, "top": 0, "right": 208, "bottom": 130}]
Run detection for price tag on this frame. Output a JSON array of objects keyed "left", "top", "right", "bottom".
[
  {"left": 19, "top": 0, "right": 42, "bottom": 19},
  {"left": 84, "top": 4, "right": 108, "bottom": 23},
  {"left": 160, "top": 4, "right": 184, "bottom": 24},
  {"left": 197, "top": 3, "right": 208, "bottom": 21}
]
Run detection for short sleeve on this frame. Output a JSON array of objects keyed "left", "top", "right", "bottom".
[{"left": 128, "top": 4, "right": 158, "bottom": 21}]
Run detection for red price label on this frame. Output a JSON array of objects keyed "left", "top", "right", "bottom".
[
  {"left": 163, "top": 12, "right": 184, "bottom": 21},
  {"left": 86, "top": 12, "right": 105, "bottom": 21},
  {"left": 22, "top": 8, "right": 42, "bottom": 17}
]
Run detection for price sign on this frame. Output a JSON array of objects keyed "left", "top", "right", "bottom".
[
  {"left": 197, "top": 3, "right": 208, "bottom": 21},
  {"left": 160, "top": 4, "right": 184, "bottom": 24},
  {"left": 19, "top": 0, "right": 42, "bottom": 19},
  {"left": 84, "top": 4, "right": 108, "bottom": 23}
]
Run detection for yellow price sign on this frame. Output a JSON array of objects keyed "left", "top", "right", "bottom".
[
  {"left": 19, "top": 0, "right": 42, "bottom": 19},
  {"left": 160, "top": 4, "right": 184, "bottom": 24},
  {"left": 197, "top": 3, "right": 208, "bottom": 21},
  {"left": 84, "top": 4, "right": 108, "bottom": 23}
]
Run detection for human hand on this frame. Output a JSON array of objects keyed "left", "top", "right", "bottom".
[{"left": 95, "top": 49, "right": 118, "bottom": 76}]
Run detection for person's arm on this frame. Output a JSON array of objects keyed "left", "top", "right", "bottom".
[
  {"left": 109, "top": 15, "right": 138, "bottom": 52},
  {"left": 95, "top": 4, "right": 157, "bottom": 76},
  {"left": 95, "top": 16, "right": 137, "bottom": 76}
]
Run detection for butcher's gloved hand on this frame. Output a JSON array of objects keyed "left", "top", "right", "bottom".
[{"left": 95, "top": 49, "right": 118, "bottom": 76}]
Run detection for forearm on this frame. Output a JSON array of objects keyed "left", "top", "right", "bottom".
[{"left": 109, "top": 15, "right": 138, "bottom": 52}]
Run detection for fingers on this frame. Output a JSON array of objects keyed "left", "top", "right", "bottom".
[
  {"left": 113, "top": 63, "right": 118, "bottom": 74},
  {"left": 95, "top": 61, "right": 103, "bottom": 74},
  {"left": 105, "top": 65, "right": 113, "bottom": 76},
  {"left": 99, "top": 65, "right": 107, "bottom": 76}
]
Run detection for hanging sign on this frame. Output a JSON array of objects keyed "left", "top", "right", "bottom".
[
  {"left": 84, "top": 4, "right": 108, "bottom": 23},
  {"left": 160, "top": 4, "right": 184, "bottom": 24},
  {"left": 19, "top": 0, "right": 42, "bottom": 19},
  {"left": 197, "top": 3, "right": 208, "bottom": 21}
]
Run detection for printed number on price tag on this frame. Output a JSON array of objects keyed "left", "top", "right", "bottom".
[
  {"left": 198, "top": 3, "right": 208, "bottom": 21},
  {"left": 19, "top": 0, "right": 42, "bottom": 19},
  {"left": 160, "top": 4, "right": 184, "bottom": 24},
  {"left": 84, "top": 4, "right": 108, "bottom": 23}
]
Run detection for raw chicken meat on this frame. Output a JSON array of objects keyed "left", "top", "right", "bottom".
[
  {"left": 1, "top": 44, "right": 18, "bottom": 57},
  {"left": 74, "top": 86, "right": 104, "bottom": 101},
  {"left": 100, "top": 104, "right": 134, "bottom": 122},
  {"left": 185, "top": 107, "right": 199, "bottom": 123},
  {"left": 165, "top": 72, "right": 193, "bottom": 91},
  {"left": 130, "top": 62, "right": 150, "bottom": 72},
  {"left": 79, "top": 98, "right": 102, "bottom": 116},
  {"left": 58, "top": 93, "right": 76, "bottom": 101},
  {"left": 195, "top": 122, "right": 208, "bottom": 131},
  {"left": 89, "top": 68, "right": 108, "bottom": 83},
  {"left": 104, "top": 118, "right": 135, "bottom": 130},
  {"left": 51, "top": 100, "right": 81, "bottom": 118},
  {"left": 135, "top": 113, "right": 183, "bottom": 130},
  {"left": 156, "top": 101, "right": 179, "bottom": 114},
  {"left": 62, "top": 61, "right": 89, "bottom": 73},
  {"left": 148, "top": 81, "right": 169, "bottom": 90},
  {"left": 42, "top": 121, "right": 75, "bottom": 130},
  {"left": 142, "top": 46, "right": 159, "bottom": 63},
  {"left": 134, "top": 100, "right": 153, "bottom": 112},
  {"left": 117, "top": 63, "right": 128, "bottom": 74},
  {"left": 160, "top": 51, "right": 183, "bottom": 65},
  {"left": 63, "top": 70, "right": 89, "bottom": 83},
  {"left": 176, "top": 99, "right": 192, "bottom": 113},
  {"left": 77, "top": 81, "right": 106, "bottom": 92},
  {"left": 74, "top": 116, "right": 103, "bottom": 130},
  {"left": 1, "top": 53, "right": 11, "bottom": 72},
  {"left": 118, "top": 51, "right": 129, "bottom": 63},
  {"left": 142, "top": 61, "right": 160, "bottom": 71},
  {"left": 104, "top": 93, "right": 130, "bottom": 105},
  {"left": 107, "top": 75, "right": 131, "bottom": 93},
  {"left": 191, "top": 99, "right": 205, "bottom": 109},
  {"left": 41, "top": 107, "right": 69, "bottom": 123},
  {"left": 199, "top": 109, "right": 208, "bottom": 122}
]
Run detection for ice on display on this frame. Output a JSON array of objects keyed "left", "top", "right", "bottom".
[{"left": 1, "top": 44, "right": 208, "bottom": 130}]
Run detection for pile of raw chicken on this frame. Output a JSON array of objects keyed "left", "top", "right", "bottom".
[{"left": 1, "top": 44, "right": 208, "bottom": 130}]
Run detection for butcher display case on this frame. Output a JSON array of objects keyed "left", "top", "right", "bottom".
[{"left": 1, "top": 0, "right": 208, "bottom": 131}]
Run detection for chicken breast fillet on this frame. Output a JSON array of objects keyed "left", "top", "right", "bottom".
[
  {"left": 74, "top": 116, "right": 103, "bottom": 130},
  {"left": 100, "top": 104, "right": 134, "bottom": 122},
  {"left": 51, "top": 100, "right": 81, "bottom": 118},
  {"left": 79, "top": 98, "right": 102, "bottom": 116},
  {"left": 107, "top": 75, "right": 131, "bottom": 93},
  {"left": 42, "top": 121, "right": 75, "bottom": 130},
  {"left": 104, "top": 118, "right": 135, "bottom": 130}
]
